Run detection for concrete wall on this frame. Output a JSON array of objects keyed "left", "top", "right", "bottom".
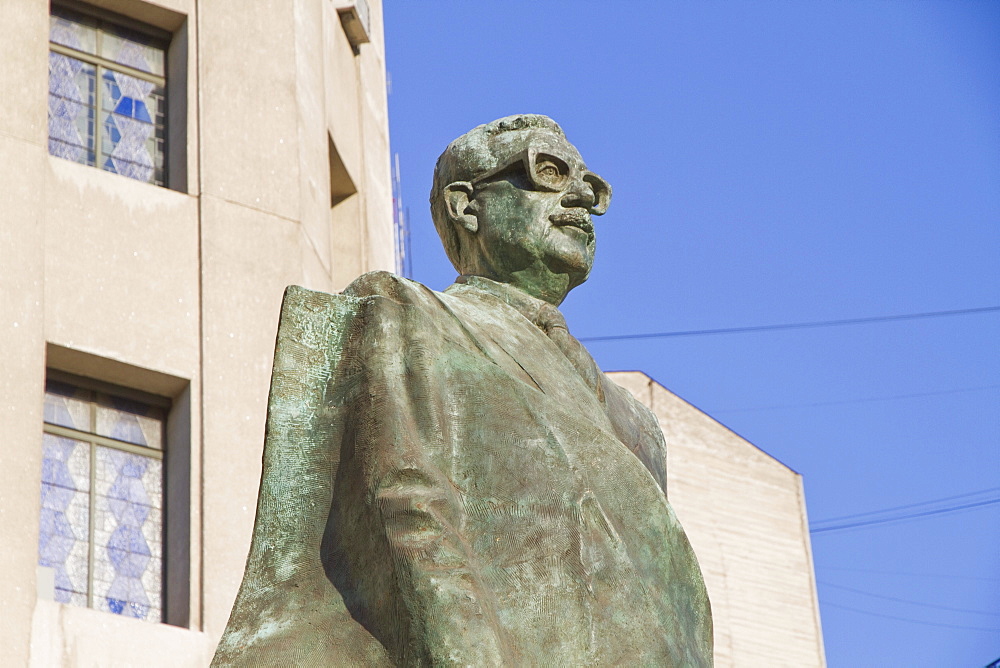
[
  {"left": 0, "top": 0, "right": 394, "bottom": 665},
  {"left": 609, "top": 371, "right": 827, "bottom": 668}
]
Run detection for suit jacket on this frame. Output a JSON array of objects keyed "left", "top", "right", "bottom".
[{"left": 212, "top": 272, "right": 712, "bottom": 667}]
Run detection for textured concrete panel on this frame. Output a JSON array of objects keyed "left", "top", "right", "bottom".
[
  {"left": 73, "top": 0, "right": 192, "bottom": 31},
  {"left": 29, "top": 601, "right": 214, "bottom": 667},
  {"left": 330, "top": 194, "right": 365, "bottom": 292},
  {"left": 1, "top": 0, "right": 397, "bottom": 663},
  {"left": 299, "top": 233, "right": 335, "bottom": 296},
  {"left": 357, "top": 1, "right": 396, "bottom": 275},
  {"left": 0, "top": 4, "right": 48, "bottom": 147},
  {"left": 44, "top": 159, "right": 200, "bottom": 379},
  {"left": 198, "top": 194, "right": 304, "bottom": 639},
  {"left": 324, "top": 4, "right": 362, "bottom": 186},
  {"left": 199, "top": 0, "right": 301, "bottom": 221},
  {"left": 294, "top": 0, "right": 333, "bottom": 278},
  {"left": 0, "top": 135, "right": 48, "bottom": 667}
]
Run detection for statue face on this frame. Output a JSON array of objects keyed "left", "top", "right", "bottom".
[{"left": 468, "top": 130, "right": 610, "bottom": 293}]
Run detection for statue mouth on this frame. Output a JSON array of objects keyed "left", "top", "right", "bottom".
[{"left": 550, "top": 210, "right": 593, "bottom": 236}]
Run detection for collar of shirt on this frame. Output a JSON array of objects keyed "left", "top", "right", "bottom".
[{"left": 448, "top": 274, "right": 556, "bottom": 328}]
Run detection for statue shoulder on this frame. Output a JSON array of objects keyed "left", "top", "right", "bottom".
[
  {"left": 276, "top": 273, "right": 441, "bottom": 324},
  {"left": 343, "top": 271, "right": 442, "bottom": 307},
  {"left": 282, "top": 274, "right": 458, "bottom": 352}
]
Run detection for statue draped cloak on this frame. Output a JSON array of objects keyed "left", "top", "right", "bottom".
[{"left": 212, "top": 271, "right": 712, "bottom": 667}]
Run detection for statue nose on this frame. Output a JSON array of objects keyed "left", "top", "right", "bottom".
[{"left": 561, "top": 178, "right": 596, "bottom": 210}]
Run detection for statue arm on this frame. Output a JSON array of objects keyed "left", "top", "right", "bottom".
[
  {"left": 369, "top": 459, "right": 514, "bottom": 666},
  {"left": 338, "top": 272, "right": 516, "bottom": 666},
  {"left": 600, "top": 375, "right": 670, "bottom": 497},
  {"left": 214, "top": 286, "right": 393, "bottom": 666}
]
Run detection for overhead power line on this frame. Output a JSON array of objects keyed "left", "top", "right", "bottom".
[
  {"left": 811, "top": 497, "right": 1000, "bottom": 534},
  {"left": 710, "top": 383, "right": 1000, "bottom": 414},
  {"left": 812, "top": 486, "right": 1000, "bottom": 526},
  {"left": 817, "top": 565, "right": 1000, "bottom": 583},
  {"left": 818, "top": 580, "right": 1000, "bottom": 617},
  {"left": 579, "top": 305, "right": 1000, "bottom": 343},
  {"left": 824, "top": 601, "right": 1000, "bottom": 633}
]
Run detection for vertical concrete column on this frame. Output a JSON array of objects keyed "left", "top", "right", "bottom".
[
  {"left": 0, "top": 4, "right": 53, "bottom": 664},
  {"left": 324, "top": 1, "right": 365, "bottom": 290},
  {"left": 197, "top": 0, "right": 309, "bottom": 640},
  {"left": 356, "top": 0, "right": 396, "bottom": 275},
  {"left": 294, "top": 0, "right": 335, "bottom": 294}
]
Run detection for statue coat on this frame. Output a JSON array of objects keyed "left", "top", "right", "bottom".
[{"left": 212, "top": 271, "right": 712, "bottom": 667}]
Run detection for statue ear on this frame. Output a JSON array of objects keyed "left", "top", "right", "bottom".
[{"left": 444, "top": 182, "right": 478, "bottom": 234}]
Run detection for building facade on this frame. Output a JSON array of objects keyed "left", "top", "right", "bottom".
[
  {"left": 1, "top": 1, "right": 823, "bottom": 665},
  {"left": 1, "top": 0, "right": 395, "bottom": 664}
]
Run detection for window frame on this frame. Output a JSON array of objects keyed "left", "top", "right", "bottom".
[
  {"left": 48, "top": 0, "right": 172, "bottom": 187},
  {"left": 41, "top": 369, "right": 171, "bottom": 622}
]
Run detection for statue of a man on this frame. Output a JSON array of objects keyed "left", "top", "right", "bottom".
[{"left": 213, "top": 115, "right": 712, "bottom": 666}]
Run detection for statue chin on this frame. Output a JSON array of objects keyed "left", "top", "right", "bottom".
[{"left": 547, "top": 250, "right": 594, "bottom": 293}]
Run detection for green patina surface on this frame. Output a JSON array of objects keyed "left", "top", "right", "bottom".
[{"left": 213, "top": 116, "right": 712, "bottom": 667}]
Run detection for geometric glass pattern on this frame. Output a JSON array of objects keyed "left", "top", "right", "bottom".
[
  {"left": 40, "top": 377, "right": 166, "bottom": 623},
  {"left": 94, "top": 447, "right": 163, "bottom": 621},
  {"left": 39, "top": 433, "right": 91, "bottom": 608},
  {"left": 48, "top": 5, "right": 167, "bottom": 186},
  {"left": 96, "top": 393, "right": 164, "bottom": 450}
]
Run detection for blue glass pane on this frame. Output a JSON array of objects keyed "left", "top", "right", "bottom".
[
  {"left": 47, "top": 53, "right": 96, "bottom": 166},
  {"left": 93, "top": 447, "right": 162, "bottom": 622},
  {"left": 38, "top": 434, "right": 90, "bottom": 605},
  {"left": 100, "top": 70, "right": 165, "bottom": 184}
]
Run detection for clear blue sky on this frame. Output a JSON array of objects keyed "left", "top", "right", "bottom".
[{"left": 383, "top": 2, "right": 1000, "bottom": 665}]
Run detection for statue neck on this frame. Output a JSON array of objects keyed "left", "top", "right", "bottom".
[{"left": 462, "top": 268, "right": 571, "bottom": 306}]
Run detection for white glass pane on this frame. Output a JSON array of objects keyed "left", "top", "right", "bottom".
[
  {"left": 43, "top": 381, "right": 92, "bottom": 432},
  {"left": 48, "top": 53, "right": 97, "bottom": 167},
  {"left": 95, "top": 393, "right": 164, "bottom": 449},
  {"left": 101, "top": 28, "right": 165, "bottom": 76},
  {"left": 49, "top": 8, "right": 98, "bottom": 55}
]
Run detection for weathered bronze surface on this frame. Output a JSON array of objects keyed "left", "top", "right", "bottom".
[{"left": 213, "top": 115, "right": 712, "bottom": 666}]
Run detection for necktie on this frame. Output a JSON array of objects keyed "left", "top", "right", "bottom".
[{"left": 533, "top": 303, "right": 605, "bottom": 402}]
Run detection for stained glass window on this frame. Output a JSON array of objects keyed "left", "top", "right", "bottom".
[
  {"left": 40, "top": 376, "right": 167, "bottom": 623},
  {"left": 48, "top": 4, "right": 168, "bottom": 186}
]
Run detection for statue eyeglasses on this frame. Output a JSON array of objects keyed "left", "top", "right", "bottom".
[{"left": 469, "top": 145, "right": 611, "bottom": 215}]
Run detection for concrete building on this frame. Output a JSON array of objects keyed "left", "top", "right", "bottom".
[
  {"left": 0, "top": 1, "right": 823, "bottom": 665},
  {"left": 611, "top": 372, "right": 826, "bottom": 667},
  {"left": 2, "top": 0, "right": 395, "bottom": 664}
]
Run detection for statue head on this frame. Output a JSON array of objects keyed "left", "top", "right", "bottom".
[{"left": 430, "top": 114, "right": 611, "bottom": 304}]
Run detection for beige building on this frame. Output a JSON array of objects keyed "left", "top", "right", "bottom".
[
  {"left": 2, "top": 0, "right": 395, "bottom": 664},
  {"left": 611, "top": 372, "right": 826, "bottom": 667},
  {"left": 0, "top": 0, "right": 823, "bottom": 665}
]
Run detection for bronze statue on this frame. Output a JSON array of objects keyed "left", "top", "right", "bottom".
[{"left": 213, "top": 115, "right": 712, "bottom": 666}]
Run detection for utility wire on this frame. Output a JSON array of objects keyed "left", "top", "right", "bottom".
[
  {"left": 579, "top": 305, "right": 1000, "bottom": 343},
  {"left": 816, "top": 566, "right": 1000, "bottom": 583},
  {"left": 811, "top": 497, "right": 1000, "bottom": 534},
  {"left": 709, "top": 384, "right": 1000, "bottom": 414},
  {"left": 818, "top": 581, "right": 1000, "bottom": 617},
  {"left": 824, "top": 601, "right": 1000, "bottom": 633},
  {"left": 812, "top": 486, "right": 1000, "bottom": 526}
]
